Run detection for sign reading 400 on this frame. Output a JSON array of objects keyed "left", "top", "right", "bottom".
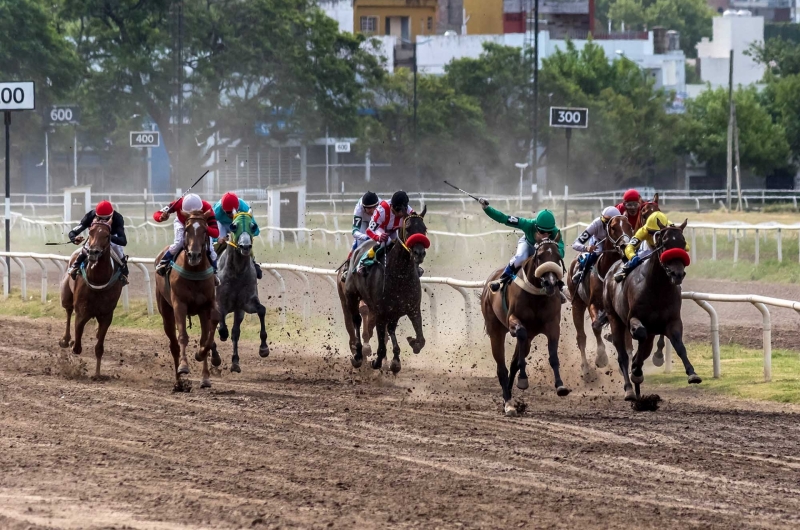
[
  {"left": 549, "top": 107, "right": 588, "bottom": 128},
  {"left": 130, "top": 131, "right": 160, "bottom": 148}
]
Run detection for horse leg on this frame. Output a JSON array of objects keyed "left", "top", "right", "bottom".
[
  {"left": 587, "top": 303, "right": 608, "bottom": 369},
  {"left": 173, "top": 302, "right": 191, "bottom": 378},
  {"left": 546, "top": 328, "right": 571, "bottom": 396},
  {"left": 652, "top": 335, "right": 666, "bottom": 367},
  {"left": 59, "top": 283, "right": 74, "bottom": 348},
  {"left": 508, "top": 318, "right": 529, "bottom": 389},
  {"left": 371, "top": 319, "right": 387, "bottom": 370},
  {"left": 387, "top": 319, "right": 402, "bottom": 374},
  {"left": 93, "top": 312, "right": 113, "bottom": 379},
  {"left": 346, "top": 293, "right": 364, "bottom": 368},
  {"left": 406, "top": 308, "right": 425, "bottom": 354},
  {"left": 571, "top": 296, "right": 593, "bottom": 381},
  {"left": 360, "top": 301, "right": 373, "bottom": 357},
  {"left": 255, "top": 301, "right": 270, "bottom": 358},
  {"left": 60, "top": 307, "right": 73, "bottom": 348},
  {"left": 159, "top": 299, "right": 182, "bottom": 390},
  {"left": 71, "top": 312, "right": 90, "bottom": 357},
  {"left": 608, "top": 312, "right": 635, "bottom": 401},
  {"left": 218, "top": 310, "right": 229, "bottom": 342},
  {"left": 230, "top": 309, "right": 245, "bottom": 373},
  {"left": 666, "top": 322, "right": 702, "bottom": 385},
  {"left": 489, "top": 330, "right": 515, "bottom": 416},
  {"left": 631, "top": 334, "right": 656, "bottom": 397},
  {"left": 198, "top": 311, "right": 213, "bottom": 388}
]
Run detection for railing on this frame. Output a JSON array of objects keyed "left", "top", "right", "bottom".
[{"left": 1, "top": 252, "right": 798, "bottom": 382}]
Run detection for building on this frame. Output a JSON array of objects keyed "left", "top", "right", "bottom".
[
  {"left": 727, "top": 0, "right": 794, "bottom": 22},
  {"left": 503, "top": 0, "right": 595, "bottom": 38},
  {"left": 693, "top": 11, "right": 765, "bottom": 93},
  {"left": 353, "top": 0, "right": 439, "bottom": 41},
  {"left": 318, "top": 0, "right": 355, "bottom": 32}
]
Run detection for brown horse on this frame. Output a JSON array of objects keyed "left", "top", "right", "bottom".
[
  {"left": 481, "top": 240, "right": 570, "bottom": 416},
  {"left": 59, "top": 221, "right": 125, "bottom": 379},
  {"left": 567, "top": 215, "right": 633, "bottom": 381},
  {"left": 601, "top": 219, "right": 700, "bottom": 400},
  {"left": 336, "top": 266, "right": 375, "bottom": 358},
  {"left": 155, "top": 210, "right": 220, "bottom": 391}
]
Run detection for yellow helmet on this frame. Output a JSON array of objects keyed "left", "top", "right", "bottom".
[{"left": 645, "top": 211, "right": 670, "bottom": 232}]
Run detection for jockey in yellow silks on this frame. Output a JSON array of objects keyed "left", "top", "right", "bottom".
[{"left": 614, "top": 212, "right": 689, "bottom": 282}]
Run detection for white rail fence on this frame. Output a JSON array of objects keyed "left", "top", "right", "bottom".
[
  {"left": 1, "top": 252, "right": 797, "bottom": 382},
  {"left": 9, "top": 214, "right": 800, "bottom": 265}
]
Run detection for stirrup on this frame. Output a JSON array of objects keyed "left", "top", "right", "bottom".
[
  {"left": 68, "top": 266, "right": 79, "bottom": 280},
  {"left": 214, "top": 274, "right": 220, "bottom": 287},
  {"left": 155, "top": 261, "right": 169, "bottom": 277},
  {"left": 417, "top": 266, "right": 424, "bottom": 278},
  {"left": 490, "top": 276, "right": 508, "bottom": 292},
  {"left": 120, "top": 275, "right": 129, "bottom": 286},
  {"left": 614, "top": 270, "right": 627, "bottom": 283}
]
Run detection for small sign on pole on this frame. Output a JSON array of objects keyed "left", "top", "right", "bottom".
[
  {"left": 48, "top": 105, "right": 80, "bottom": 125},
  {"left": 335, "top": 142, "right": 351, "bottom": 153},
  {"left": 130, "top": 131, "right": 160, "bottom": 148},
  {"left": 549, "top": 107, "right": 589, "bottom": 128}
]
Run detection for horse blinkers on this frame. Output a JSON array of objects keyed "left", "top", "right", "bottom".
[
  {"left": 655, "top": 224, "right": 688, "bottom": 286},
  {"left": 402, "top": 214, "right": 429, "bottom": 265}
]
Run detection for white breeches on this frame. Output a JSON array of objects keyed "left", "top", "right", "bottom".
[
  {"left": 509, "top": 236, "right": 535, "bottom": 268},
  {"left": 168, "top": 218, "right": 217, "bottom": 260}
]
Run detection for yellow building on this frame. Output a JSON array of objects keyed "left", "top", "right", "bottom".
[
  {"left": 354, "top": 0, "right": 439, "bottom": 41},
  {"left": 464, "top": 0, "right": 503, "bottom": 35}
]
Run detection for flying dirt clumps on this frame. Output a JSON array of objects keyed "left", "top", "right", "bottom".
[{"left": 631, "top": 394, "right": 662, "bottom": 412}]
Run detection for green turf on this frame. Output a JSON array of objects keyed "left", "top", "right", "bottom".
[{"left": 650, "top": 342, "right": 800, "bottom": 403}]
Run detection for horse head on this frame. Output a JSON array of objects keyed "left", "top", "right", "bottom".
[
  {"left": 184, "top": 210, "right": 212, "bottom": 267},
  {"left": 526, "top": 239, "right": 563, "bottom": 297},
  {"left": 86, "top": 220, "right": 112, "bottom": 263},
  {"left": 639, "top": 193, "right": 660, "bottom": 227},
  {"left": 655, "top": 217, "right": 689, "bottom": 286},
  {"left": 231, "top": 211, "right": 256, "bottom": 258},
  {"left": 606, "top": 215, "right": 634, "bottom": 257},
  {"left": 401, "top": 205, "right": 429, "bottom": 266}
]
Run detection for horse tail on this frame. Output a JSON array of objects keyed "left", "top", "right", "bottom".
[{"left": 592, "top": 310, "right": 609, "bottom": 331}]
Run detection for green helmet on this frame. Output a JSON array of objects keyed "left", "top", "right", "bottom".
[{"left": 535, "top": 209, "right": 557, "bottom": 233}]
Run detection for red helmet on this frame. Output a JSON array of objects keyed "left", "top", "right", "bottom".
[
  {"left": 221, "top": 192, "right": 239, "bottom": 213},
  {"left": 622, "top": 189, "right": 641, "bottom": 202},
  {"left": 95, "top": 200, "right": 114, "bottom": 217}
]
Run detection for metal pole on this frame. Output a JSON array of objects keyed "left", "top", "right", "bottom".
[
  {"left": 325, "top": 128, "right": 330, "bottom": 194},
  {"left": 147, "top": 146, "right": 152, "bottom": 191},
  {"left": 5, "top": 111, "right": 10, "bottom": 270},
  {"left": 413, "top": 41, "right": 419, "bottom": 181},
  {"left": 726, "top": 49, "right": 734, "bottom": 211},
  {"left": 518, "top": 167, "right": 523, "bottom": 208},
  {"left": 45, "top": 130, "right": 49, "bottom": 203},
  {"left": 73, "top": 130, "right": 78, "bottom": 186},
  {"left": 532, "top": 0, "right": 540, "bottom": 206}
]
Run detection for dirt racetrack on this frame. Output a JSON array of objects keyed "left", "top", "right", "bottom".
[{"left": 1, "top": 316, "right": 800, "bottom": 529}]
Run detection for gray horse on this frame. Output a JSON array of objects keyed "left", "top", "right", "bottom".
[{"left": 216, "top": 215, "right": 269, "bottom": 373}]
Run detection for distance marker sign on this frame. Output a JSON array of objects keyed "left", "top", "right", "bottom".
[
  {"left": 549, "top": 107, "right": 588, "bottom": 128},
  {"left": 49, "top": 105, "right": 80, "bottom": 125},
  {"left": 0, "top": 82, "right": 35, "bottom": 111},
  {"left": 130, "top": 131, "right": 160, "bottom": 148}
]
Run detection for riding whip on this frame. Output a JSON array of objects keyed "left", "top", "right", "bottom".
[
  {"left": 443, "top": 181, "right": 482, "bottom": 203},
  {"left": 159, "top": 170, "right": 211, "bottom": 214}
]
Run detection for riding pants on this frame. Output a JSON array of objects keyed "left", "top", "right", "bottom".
[
  {"left": 509, "top": 236, "right": 535, "bottom": 269},
  {"left": 579, "top": 251, "right": 599, "bottom": 272},
  {"left": 168, "top": 217, "right": 218, "bottom": 261}
]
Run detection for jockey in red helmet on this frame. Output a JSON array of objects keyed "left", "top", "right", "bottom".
[
  {"left": 615, "top": 189, "right": 642, "bottom": 229},
  {"left": 66, "top": 200, "right": 129, "bottom": 285}
]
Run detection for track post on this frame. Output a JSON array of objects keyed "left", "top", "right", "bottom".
[{"left": 752, "top": 302, "right": 771, "bottom": 382}]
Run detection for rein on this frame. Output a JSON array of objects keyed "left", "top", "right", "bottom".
[{"left": 79, "top": 222, "right": 122, "bottom": 290}]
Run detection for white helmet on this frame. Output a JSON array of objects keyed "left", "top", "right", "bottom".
[
  {"left": 182, "top": 193, "right": 203, "bottom": 213},
  {"left": 602, "top": 206, "right": 621, "bottom": 219}
]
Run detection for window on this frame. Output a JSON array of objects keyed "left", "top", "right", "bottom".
[
  {"left": 360, "top": 16, "right": 377, "bottom": 34},
  {"left": 427, "top": 17, "right": 433, "bottom": 31}
]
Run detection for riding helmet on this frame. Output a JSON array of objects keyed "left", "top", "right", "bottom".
[
  {"left": 182, "top": 193, "right": 203, "bottom": 213},
  {"left": 95, "top": 200, "right": 114, "bottom": 217},
  {"left": 221, "top": 192, "right": 239, "bottom": 213},
  {"left": 361, "top": 191, "right": 380, "bottom": 208},
  {"left": 645, "top": 212, "right": 670, "bottom": 232},
  {"left": 391, "top": 190, "right": 409, "bottom": 210},
  {"left": 601, "top": 206, "right": 621, "bottom": 220},
  {"left": 622, "top": 189, "right": 641, "bottom": 202},
  {"left": 534, "top": 209, "right": 557, "bottom": 233}
]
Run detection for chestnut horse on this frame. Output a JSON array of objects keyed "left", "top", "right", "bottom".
[
  {"left": 155, "top": 210, "right": 220, "bottom": 391},
  {"left": 601, "top": 219, "right": 700, "bottom": 400},
  {"left": 59, "top": 220, "right": 124, "bottom": 378},
  {"left": 481, "top": 240, "right": 570, "bottom": 416},
  {"left": 567, "top": 215, "right": 633, "bottom": 381}
]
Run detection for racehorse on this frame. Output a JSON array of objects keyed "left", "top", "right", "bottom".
[
  {"left": 343, "top": 206, "right": 428, "bottom": 374},
  {"left": 481, "top": 240, "right": 570, "bottom": 417},
  {"left": 216, "top": 211, "right": 269, "bottom": 373},
  {"left": 601, "top": 218, "right": 700, "bottom": 400},
  {"left": 336, "top": 268, "right": 375, "bottom": 359},
  {"left": 567, "top": 215, "right": 633, "bottom": 381},
  {"left": 636, "top": 194, "right": 669, "bottom": 365},
  {"left": 154, "top": 210, "right": 220, "bottom": 391},
  {"left": 59, "top": 220, "right": 124, "bottom": 379}
]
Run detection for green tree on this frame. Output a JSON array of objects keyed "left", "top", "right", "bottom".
[
  {"left": 747, "top": 37, "right": 800, "bottom": 78},
  {"left": 608, "top": 0, "right": 646, "bottom": 31},
  {"left": 680, "top": 86, "right": 790, "bottom": 176}
]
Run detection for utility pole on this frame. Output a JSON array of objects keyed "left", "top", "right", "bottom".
[
  {"left": 726, "top": 49, "right": 734, "bottom": 211},
  {"left": 413, "top": 40, "right": 419, "bottom": 182}
]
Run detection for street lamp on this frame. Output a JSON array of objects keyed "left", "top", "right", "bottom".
[
  {"left": 515, "top": 162, "right": 529, "bottom": 208},
  {"left": 403, "top": 37, "right": 433, "bottom": 181}
]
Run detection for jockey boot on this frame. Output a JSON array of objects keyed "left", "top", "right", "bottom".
[
  {"left": 572, "top": 267, "right": 584, "bottom": 286},
  {"left": 252, "top": 257, "right": 263, "bottom": 280},
  {"left": 614, "top": 256, "right": 640, "bottom": 283},
  {"left": 68, "top": 251, "right": 88, "bottom": 280},
  {"left": 418, "top": 266, "right": 424, "bottom": 277},
  {"left": 490, "top": 264, "right": 517, "bottom": 292},
  {"left": 119, "top": 256, "right": 130, "bottom": 286},
  {"left": 156, "top": 251, "right": 174, "bottom": 277},
  {"left": 212, "top": 259, "right": 220, "bottom": 286}
]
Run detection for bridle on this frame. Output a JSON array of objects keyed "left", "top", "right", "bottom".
[
  {"left": 604, "top": 215, "right": 632, "bottom": 256},
  {"left": 652, "top": 225, "right": 685, "bottom": 268},
  {"left": 399, "top": 213, "right": 426, "bottom": 253},
  {"left": 226, "top": 211, "right": 254, "bottom": 251},
  {"left": 86, "top": 220, "right": 112, "bottom": 258},
  {"left": 184, "top": 212, "right": 209, "bottom": 256}
]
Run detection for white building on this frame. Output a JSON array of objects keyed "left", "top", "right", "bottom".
[
  {"left": 692, "top": 11, "right": 766, "bottom": 95},
  {"left": 317, "top": 0, "right": 354, "bottom": 33}
]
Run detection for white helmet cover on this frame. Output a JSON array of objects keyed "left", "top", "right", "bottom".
[
  {"left": 602, "top": 206, "right": 621, "bottom": 219},
  {"left": 182, "top": 193, "right": 203, "bottom": 213}
]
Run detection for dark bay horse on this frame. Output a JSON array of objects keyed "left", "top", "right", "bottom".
[
  {"left": 601, "top": 219, "right": 700, "bottom": 400},
  {"left": 481, "top": 240, "right": 570, "bottom": 417},
  {"left": 336, "top": 268, "right": 375, "bottom": 358},
  {"left": 637, "top": 194, "right": 670, "bottom": 365},
  {"left": 343, "top": 206, "right": 428, "bottom": 374},
  {"left": 59, "top": 220, "right": 124, "bottom": 379},
  {"left": 155, "top": 210, "right": 220, "bottom": 390},
  {"left": 567, "top": 215, "right": 633, "bottom": 381},
  {"left": 216, "top": 211, "right": 269, "bottom": 373}
]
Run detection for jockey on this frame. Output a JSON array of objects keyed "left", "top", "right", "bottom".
[
  {"left": 614, "top": 211, "right": 689, "bottom": 282},
  {"left": 615, "top": 189, "right": 642, "bottom": 228},
  {"left": 340, "top": 191, "right": 380, "bottom": 283},
  {"left": 213, "top": 192, "right": 262, "bottom": 280},
  {"left": 67, "top": 200, "right": 129, "bottom": 285},
  {"left": 478, "top": 198, "right": 565, "bottom": 293},
  {"left": 152, "top": 193, "right": 220, "bottom": 278},
  {"left": 571, "top": 206, "right": 621, "bottom": 285},
  {"left": 359, "top": 190, "right": 421, "bottom": 276}
]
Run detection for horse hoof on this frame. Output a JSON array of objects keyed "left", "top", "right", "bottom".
[
  {"left": 371, "top": 358, "right": 383, "bottom": 370},
  {"left": 406, "top": 336, "right": 424, "bottom": 354},
  {"left": 194, "top": 351, "right": 207, "bottom": 362},
  {"left": 624, "top": 389, "right": 637, "bottom": 401},
  {"left": 211, "top": 349, "right": 221, "bottom": 367},
  {"left": 631, "top": 373, "right": 644, "bottom": 385},
  {"left": 173, "top": 379, "right": 192, "bottom": 393},
  {"left": 688, "top": 374, "right": 702, "bottom": 384},
  {"left": 58, "top": 339, "right": 70, "bottom": 349},
  {"left": 504, "top": 403, "right": 518, "bottom": 417},
  {"left": 516, "top": 377, "right": 529, "bottom": 390},
  {"left": 350, "top": 356, "right": 363, "bottom": 369},
  {"left": 178, "top": 364, "right": 190, "bottom": 375},
  {"left": 556, "top": 386, "right": 571, "bottom": 397},
  {"left": 218, "top": 328, "right": 229, "bottom": 342},
  {"left": 259, "top": 345, "right": 270, "bottom": 358},
  {"left": 595, "top": 351, "right": 608, "bottom": 368},
  {"left": 361, "top": 343, "right": 372, "bottom": 357},
  {"left": 652, "top": 351, "right": 664, "bottom": 367},
  {"left": 71, "top": 349, "right": 81, "bottom": 356},
  {"left": 603, "top": 333, "right": 612, "bottom": 343},
  {"left": 230, "top": 363, "right": 241, "bottom": 374},
  {"left": 200, "top": 378, "right": 212, "bottom": 389},
  {"left": 390, "top": 359, "right": 401, "bottom": 374}
]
